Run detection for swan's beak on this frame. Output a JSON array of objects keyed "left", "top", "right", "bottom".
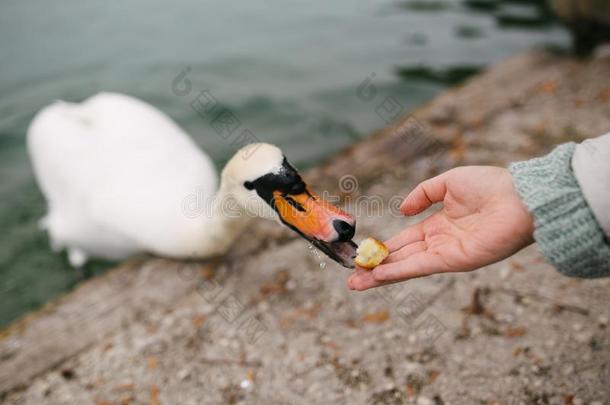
[
  {"left": 242, "top": 153, "right": 357, "bottom": 268},
  {"left": 273, "top": 188, "right": 358, "bottom": 268}
]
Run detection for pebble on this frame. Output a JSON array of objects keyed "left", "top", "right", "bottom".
[
  {"left": 199, "top": 304, "right": 215, "bottom": 315},
  {"left": 178, "top": 368, "right": 191, "bottom": 381},
  {"left": 597, "top": 315, "right": 608, "bottom": 327},
  {"left": 417, "top": 397, "right": 435, "bottom": 405},
  {"left": 384, "top": 331, "right": 400, "bottom": 340},
  {"left": 499, "top": 265, "right": 511, "bottom": 280},
  {"left": 428, "top": 104, "right": 455, "bottom": 126},
  {"left": 239, "top": 379, "right": 252, "bottom": 390},
  {"left": 403, "top": 362, "right": 426, "bottom": 375},
  {"left": 36, "top": 380, "right": 51, "bottom": 397},
  {"left": 496, "top": 313, "right": 515, "bottom": 323},
  {"left": 594, "top": 43, "right": 610, "bottom": 59},
  {"left": 383, "top": 382, "right": 395, "bottom": 390}
]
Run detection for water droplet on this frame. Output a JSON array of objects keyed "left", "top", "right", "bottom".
[{"left": 320, "top": 262, "right": 327, "bottom": 269}]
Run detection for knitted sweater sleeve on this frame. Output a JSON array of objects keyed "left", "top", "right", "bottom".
[{"left": 509, "top": 140, "right": 610, "bottom": 278}]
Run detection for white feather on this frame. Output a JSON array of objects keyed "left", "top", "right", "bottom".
[{"left": 27, "top": 92, "right": 283, "bottom": 266}]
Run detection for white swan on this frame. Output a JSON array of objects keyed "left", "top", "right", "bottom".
[{"left": 27, "top": 93, "right": 357, "bottom": 268}]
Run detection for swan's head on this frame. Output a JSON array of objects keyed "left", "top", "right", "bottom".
[{"left": 222, "top": 143, "right": 357, "bottom": 268}]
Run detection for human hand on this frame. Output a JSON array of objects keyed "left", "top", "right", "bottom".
[{"left": 347, "top": 166, "right": 534, "bottom": 291}]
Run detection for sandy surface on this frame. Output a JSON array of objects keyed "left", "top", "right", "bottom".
[{"left": 1, "top": 49, "right": 610, "bottom": 404}]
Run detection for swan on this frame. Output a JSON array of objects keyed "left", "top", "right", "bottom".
[{"left": 27, "top": 92, "right": 357, "bottom": 269}]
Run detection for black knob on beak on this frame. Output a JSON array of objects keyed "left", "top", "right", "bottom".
[{"left": 333, "top": 219, "right": 355, "bottom": 242}]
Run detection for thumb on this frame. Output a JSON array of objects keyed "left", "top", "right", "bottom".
[{"left": 400, "top": 171, "right": 450, "bottom": 216}]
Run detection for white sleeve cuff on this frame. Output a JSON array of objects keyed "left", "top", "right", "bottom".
[{"left": 572, "top": 132, "right": 610, "bottom": 238}]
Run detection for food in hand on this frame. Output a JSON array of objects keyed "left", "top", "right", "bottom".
[{"left": 354, "top": 237, "right": 389, "bottom": 269}]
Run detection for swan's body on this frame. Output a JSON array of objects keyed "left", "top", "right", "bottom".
[{"left": 28, "top": 93, "right": 357, "bottom": 268}]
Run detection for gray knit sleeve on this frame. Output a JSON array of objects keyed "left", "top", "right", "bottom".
[{"left": 509, "top": 143, "right": 610, "bottom": 278}]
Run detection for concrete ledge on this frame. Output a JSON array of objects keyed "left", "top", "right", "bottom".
[{"left": 2, "top": 50, "right": 610, "bottom": 403}]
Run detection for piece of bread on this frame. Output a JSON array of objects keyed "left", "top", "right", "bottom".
[{"left": 354, "top": 237, "right": 389, "bottom": 269}]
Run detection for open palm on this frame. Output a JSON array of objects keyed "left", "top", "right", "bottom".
[{"left": 348, "top": 166, "right": 534, "bottom": 291}]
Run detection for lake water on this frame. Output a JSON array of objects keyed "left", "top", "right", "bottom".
[{"left": 0, "top": 0, "right": 570, "bottom": 326}]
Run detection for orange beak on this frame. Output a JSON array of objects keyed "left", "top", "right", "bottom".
[
  {"left": 243, "top": 153, "right": 358, "bottom": 268},
  {"left": 273, "top": 187, "right": 354, "bottom": 241},
  {"left": 272, "top": 187, "right": 357, "bottom": 268}
]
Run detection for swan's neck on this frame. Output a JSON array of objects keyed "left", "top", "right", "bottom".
[{"left": 188, "top": 182, "right": 254, "bottom": 258}]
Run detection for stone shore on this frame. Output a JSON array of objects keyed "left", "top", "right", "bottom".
[{"left": 1, "top": 49, "right": 610, "bottom": 404}]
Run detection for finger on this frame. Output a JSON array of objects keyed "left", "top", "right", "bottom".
[
  {"left": 383, "top": 223, "right": 424, "bottom": 252},
  {"left": 400, "top": 171, "right": 450, "bottom": 216},
  {"left": 347, "top": 267, "right": 388, "bottom": 291},
  {"left": 372, "top": 252, "right": 448, "bottom": 282},
  {"left": 383, "top": 241, "right": 427, "bottom": 264}
]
